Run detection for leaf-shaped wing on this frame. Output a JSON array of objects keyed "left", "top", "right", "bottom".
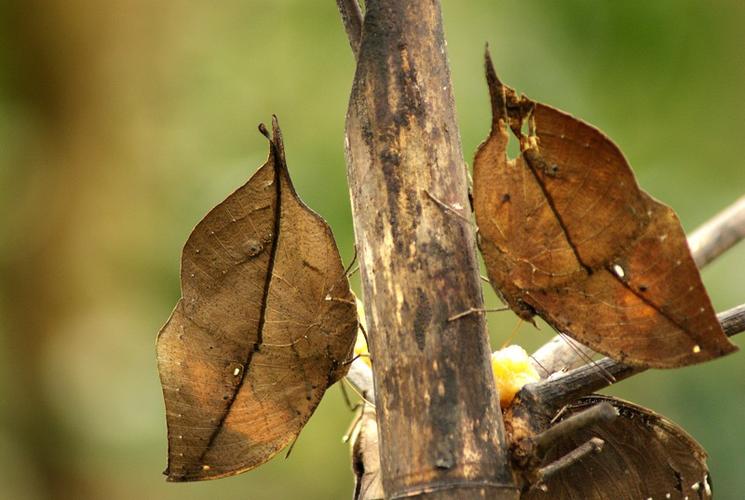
[
  {"left": 522, "top": 396, "right": 712, "bottom": 500},
  {"left": 156, "top": 117, "right": 358, "bottom": 481},
  {"left": 473, "top": 51, "right": 736, "bottom": 368}
]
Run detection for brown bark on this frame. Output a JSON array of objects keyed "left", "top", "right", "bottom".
[
  {"left": 343, "top": 1, "right": 518, "bottom": 498},
  {"left": 336, "top": 0, "right": 364, "bottom": 58}
]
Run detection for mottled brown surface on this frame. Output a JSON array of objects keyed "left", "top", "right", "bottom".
[
  {"left": 522, "top": 396, "right": 711, "bottom": 500},
  {"left": 531, "top": 196, "right": 745, "bottom": 389},
  {"left": 156, "top": 119, "right": 357, "bottom": 481},
  {"left": 344, "top": 2, "right": 517, "bottom": 498},
  {"left": 474, "top": 52, "right": 735, "bottom": 368}
]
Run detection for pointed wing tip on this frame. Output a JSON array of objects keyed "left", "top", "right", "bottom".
[
  {"left": 163, "top": 455, "right": 277, "bottom": 482},
  {"left": 482, "top": 48, "right": 507, "bottom": 129},
  {"left": 679, "top": 323, "right": 738, "bottom": 367},
  {"left": 163, "top": 465, "right": 221, "bottom": 483},
  {"left": 271, "top": 114, "right": 285, "bottom": 159},
  {"left": 715, "top": 340, "right": 739, "bottom": 357},
  {"left": 483, "top": 46, "right": 503, "bottom": 88},
  {"left": 258, "top": 115, "right": 287, "bottom": 170},
  {"left": 165, "top": 473, "right": 200, "bottom": 483},
  {"left": 163, "top": 466, "right": 188, "bottom": 482}
]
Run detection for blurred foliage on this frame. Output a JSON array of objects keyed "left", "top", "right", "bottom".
[{"left": 0, "top": 1, "right": 743, "bottom": 498}]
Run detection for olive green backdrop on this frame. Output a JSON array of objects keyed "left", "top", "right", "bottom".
[{"left": 1, "top": 1, "right": 743, "bottom": 498}]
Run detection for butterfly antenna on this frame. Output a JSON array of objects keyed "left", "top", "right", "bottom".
[
  {"left": 284, "top": 435, "right": 299, "bottom": 459},
  {"left": 342, "top": 404, "right": 365, "bottom": 443},
  {"left": 358, "top": 321, "right": 369, "bottom": 345},
  {"left": 344, "top": 245, "right": 358, "bottom": 277},
  {"left": 501, "top": 318, "right": 524, "bottom": 348},
  {"left": 339, "top": 380, "right": 359, "bottom": 412},
  {"left": 558, "top": 332, "right": 616, "bottom": 384},
  {"left": 326, "top": 246, "right": 359, "bottom": 296},
  {"left": 529, "top": 354, "right": 551, "bottom": 378}
]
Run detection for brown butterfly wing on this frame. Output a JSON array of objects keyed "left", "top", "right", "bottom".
[
  {"left": 156, "top": 120, "right": 357, "bottom": 481},
  {"left": 523, "top": 103, "right": 648, "bottom": 267},
  {"left": 474, "top": 113, "right": 583, "bottom": 319},
  {"left": 474, "top": 55, "right": 736, "bottom": 367},
  {"left": 523, "top": 396, "right": 712, "bottom": 500}
]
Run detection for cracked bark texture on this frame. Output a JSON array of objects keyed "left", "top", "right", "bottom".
[{"left": 343, "top": 1, "right": 517, "bottom": 498}]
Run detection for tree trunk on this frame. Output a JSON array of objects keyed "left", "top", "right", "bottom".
[{"left": 343, "top": 1, "right": 519, "bottom": 497}]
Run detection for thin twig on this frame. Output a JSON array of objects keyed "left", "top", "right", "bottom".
[
  {"left": 527, "top": 304, "right": 745, "bottom": 410},
  {"left": 448, "top": 306, "right": 509, "bottom": 321},
  {"left": 719, "top": 303, "right": 745, "bottom": 335},
  {"left": 533, "top": 402, "right": 616, "bottom": 455},
  {"left": 336, "top": 0, "right": 364, "bottom": 58},
  {"left": 424, "top": 189, "right": 473, "bottom": 225},
  {"left": 688, "top": 195, "right": 745, "bottom": 268},
  {"left": 533, "top": 437, "right": 604, "bottom": 487}
]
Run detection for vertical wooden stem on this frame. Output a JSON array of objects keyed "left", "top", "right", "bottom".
[{"left": 343, "top": 1, "right": 518, "bottom": 497}]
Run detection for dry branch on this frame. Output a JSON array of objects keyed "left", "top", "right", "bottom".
[
  {"left": 341, "top": 1, "right": 517, "bottom": 498},
  {"left": 520, "top": 304, "right": 745, "bottom": 413},
  {"left": 532, "top": 437, "right": 604, "bottom": 487},
  {"left": 688, "top": 195, "right": 745, "bottom": 268}
]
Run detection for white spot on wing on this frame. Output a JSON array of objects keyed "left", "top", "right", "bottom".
[{"left": 612, "top": 264, "right": 625, "bottom": 278}]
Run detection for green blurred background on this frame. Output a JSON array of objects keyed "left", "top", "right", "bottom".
[{"left": 1, "top": 1, "right": 743, "bottom": 498}]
